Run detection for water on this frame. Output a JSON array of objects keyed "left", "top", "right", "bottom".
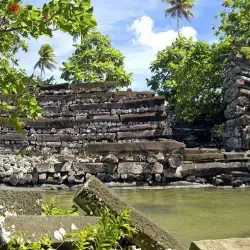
[{"left": 45, "top": 188, "right": 250, "bottom": 249}]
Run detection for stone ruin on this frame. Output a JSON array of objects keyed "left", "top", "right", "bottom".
[
  {"left": 0, "top": 178, "right": 248, "bottom": 250},
  {"left": 224, "top": 55, "right": 250, "bottom": 150},
  {"left": 0, "top": 82, "right": 187, "bottom": 186},
  {"left": 0, "top": 81, "right": 249, "bottom": 187}
]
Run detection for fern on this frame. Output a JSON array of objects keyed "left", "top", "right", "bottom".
[{"left": 42, "top": 198, "right": 79, "bottom": 216}]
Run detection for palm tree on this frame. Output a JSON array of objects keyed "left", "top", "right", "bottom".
[
  {"left": 161, "top": 0, "right": 195, "bottom": 36},
  {"left": 34, "top": 44, "right": 57, "bottom": 78}
]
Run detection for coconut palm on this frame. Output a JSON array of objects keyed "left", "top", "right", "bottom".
[
  {"left": 34, "top": 44, "right": 57, "bottom": 78},
  {"left": 161, "top": 0, "right": 196, "bottom": 36}
]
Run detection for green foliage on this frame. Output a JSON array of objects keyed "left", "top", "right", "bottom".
[
  {"left": 42, "top": 199, "right": 79, "bottom": 216},
  {"left": 61, "top": 30, "right": 132, "bottom": 87},
  {"left": 34, "top": 44, "right": 57, "bottom": 78},
  {"left": 216, "top": 0, "right": 250, "bottom": 47},
  {"left": 0, "top": 0, "right": 96, "bottom": 131},
  {"left": 147, "top": 36, "right": 230, "bottom": 122},
  {"left": 68, "top": 208, "right": 137, "bottom": 250},
  {"left": 161, "top": 0, "right": 196, "bottom": 34},
  {"left": 8, "top": 232, "right": 52, "bottom": 250},
  {"left": 8, "top": 208, "right": 137, "bottom": 250}
]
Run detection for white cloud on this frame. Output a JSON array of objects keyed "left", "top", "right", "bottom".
[
  {"left": 120, "top": 15, "right": 197, "bottom": 91},
  {"left": 131, "top": 15, "right": 197, "bottom": 52}
]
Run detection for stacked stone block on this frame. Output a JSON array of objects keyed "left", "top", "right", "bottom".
[
  {"left": 224, "top": 56, "right": 250, "bottom": 150},
  {"left": 0, "top": 82, "right": 171, "bottom": 153}
]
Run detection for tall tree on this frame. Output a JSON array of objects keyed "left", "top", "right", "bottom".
[
  {"left": 34, "top": 44, "right": 57, "bottom": 78},
  {"left": 0, "top": 0, "right": 96, "bottom": 132},
  {"left": 147, "top": 36, "right": 230, "bottom": 122},
  {"left": 61, "top": 30, "right": 132, "bottom": 87},
  {"left": 161, "top": 0, "right": 196, "bottom": 35}
]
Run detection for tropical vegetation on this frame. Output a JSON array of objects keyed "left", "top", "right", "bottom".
[
  {"left": 160, "top": 0, "right": 196, "bottom": 35},
  {"left": 147, "top": 0, "right": 250, "bottom": 123},
  {"left": 61, "top": 30, "right": 132, "bottom": 87},
  {"left": 34, "top": 44, "right": 57, "bottom": 78},
  {"left": 9, "top": 200, "right": 137, "bottom": 250},
  {"left": 0, "top": 0, "right": 96, "bottom": 131}
]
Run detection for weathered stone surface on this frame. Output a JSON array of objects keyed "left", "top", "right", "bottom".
[
  {"left": 123, "top": 96, "right": 165, "bottom": 109},
  {"left": 39, "top": 173, "right": 47, "bottom": 184},
  {"left": 0, "top": 215, "right": 97, "bottom": 248},
  {"left": 9, "top": 174, "right": 18, "bottom": 186},
  {"left": 144, "top": 162, "right": 164, "bottom": 174},
  {"left": 231, "top": 180, "right": 243, "bottom": 187},
  {"left": 101, "top": 154, "right": 118, "bottom": 163},
  {"left": 93, "top": 115, "right": 119, "bottom": 122},
  {"left": 168, "top": 154, "right": 182, "bottom": 168},
  {"left": 117, "top": 129, "right": 166, "bottom": 140},
  {"left": 34, "top": 163, "right": 55, "bottom": 173},
  {"left": 184, "top": 153, "right": 224, "bottom": 162},
  {"left": 155, "top": 174, "right": 162, "bottom": 182},
  {"left": 0, "top": 188, "right": 43, "bottom": 215},
  {"left": 164, "top": 168, "right": 177, "bottom": 178},
  {"left": 178, "top": 162, "right": 247, "bottom": 178},
  {"left": 108, "top": 124, "right": 158, "bottom": 132},
  {"left": 120, "top": 113, "right": 166, "bottom": 123},
  {"left": 117, "top": 162, "right": 146, "bottom": 174},
  {"left": 71, "top": 81, "right": 116, "bottom": 91},
  {"left": 189, "top": 238, "right": 250, "bottom": 250},
  {"left": 85, "top": 141, "right": 185, "bottom": 153},
  {"left": 73, "top": 162, "right": 117, "bottom": 174},
  {"left": 74, "top": 177, "right": 184, "bottom": 250}
]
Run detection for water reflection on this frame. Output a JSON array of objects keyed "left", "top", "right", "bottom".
[{"left": 44, "top": 188, "right": 250, "bottom": 249}]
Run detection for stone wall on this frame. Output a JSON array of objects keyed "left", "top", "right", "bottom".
[
  {"left": 172, "top": 120, "right": 223, "bottom": 148},
  {"left": 0, "top": 141, "right": 185, "bottom": 187},
  {"left": 0, "top": 82, "right": 172, "bottom": 153},
  {"left": 224, "top": 56, "right": 250, "bottom": 150}
]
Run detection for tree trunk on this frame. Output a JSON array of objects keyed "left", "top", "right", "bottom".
[{"left": 177, "top": 16, "right": 180, "bottom": 36}]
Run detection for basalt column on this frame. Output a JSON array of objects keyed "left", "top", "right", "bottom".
[{"left": 224, "top": 55, "right": 250, "bottom": 150}]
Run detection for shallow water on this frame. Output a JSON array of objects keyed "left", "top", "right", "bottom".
[{"left": 44, "top": 188, "right": 250, "bottom": 249}]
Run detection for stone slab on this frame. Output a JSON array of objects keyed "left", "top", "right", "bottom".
[
  {"left": 117, "top": 162, "right": 163, "bottom": 174},
  {"left": 27, "top": 117, "right": 75, "bottom": 128},
  {"left": 74, "top": 177, "right": 184, "bottom": 250},
  {"left": 117, "top": 129, "right": 166, "bottom": 140},
  {"left": 223, "top": 152, "right": 247, "bottom": 160},
  {"left": 71, "top": 81, "right": 116, "bottom": 91},
  {"left": 189, "top": 238, "right": 250, "bottom": 250},
  {"left": 184, "top": 153, "right": 225, "bottom": 162},
  {"left": 122, "top": 96, "right": 165, "bottom": 108},
  {"left": 108, "top": 124, "right": 158, "bottom": 132},
  {"left": 39, "top": 83, "right": 70, "bottom": 91},
  {"left": 85, "top": 141, "right": 185, "bottom": 153},
  {"left": 0, "top": 215, "right": 97, "bottom": 248},
  {"left": 92, "top": 115, "right": 119, "bottom": 122},
  {"left": 179, "top": 162, "right": 247, "bottom": 177},
  {"left": 120, "top": 113, "right": 166, "bottom": 123},
  {"left": 0, "top": 188, "right": 43, "bottom": 216},
  {"left": 73, "top": 162, "right": 117, "bottom": 174},
  {"left": 37, "top": 94, "right": 76, "bottom": 102}
]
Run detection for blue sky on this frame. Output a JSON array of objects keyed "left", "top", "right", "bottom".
[{"left": 18, "top": 0, "right": 222, "bottom": 91}]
